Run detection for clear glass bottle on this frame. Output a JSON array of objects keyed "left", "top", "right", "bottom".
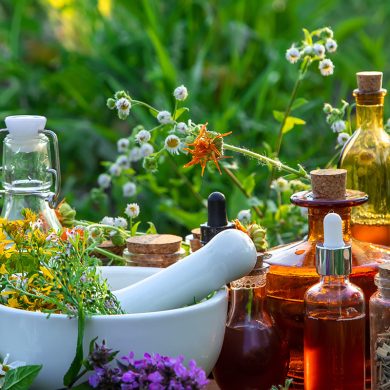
[
  {"left": 1, "top": 116, "right": 61, "bottom": 230},
  {"left": 265, "top": 169, "right": 389, "bottom": 388},
  {"left": 369, "top": 263, "right": 390, "bottom": 389},
  {"left": 339, "top": 71, "right": 390, "bottom": 246},
  {"left": 304, "top": 213, "right": 365, "bottom": 390},
  {"left": 213, "top": 256, "right": 289, "bottom": 390}
]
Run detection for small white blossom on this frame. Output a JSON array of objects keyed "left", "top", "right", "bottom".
[
  {"left": 325, "top": 39, "right": 337, "bottom": 53},
  {"left": 30, "top": 218, "right": 43, "bottom": 230},
  {"left": 97, "top": 173, "right": 111, "bottom": 189},
  {"left": 285, "top": 47, "right": 300, "bottom": 64},
  {"left": 116, "top": 155, "right": 130, "bottom": 168},
  {"left": 109, "top": 164, "right": 121, "bottom": 176},
  {"left": 303, "top": 45, "right": 313, "bottom": 55},
  {"left": 313, "top": 43, "right": 325, "bottom": 58},
  {"left": 157, "top": 110, "right": 172, "bottom": 125},
  {"left": 117, "top": 138, "right": 129, "bottom": 153},
  {"left": 140, "top": 143, "right": 154, "bottom": 157},
  {"left": 100, "top": 216, "right": 115, "bottom": 226},
  {"left": 164, "top": 134, "right": 181, "bottom": 155},
  {"left": 175, "top": 122, "right": 188, "bottom": 134},
  {"left": 123, "top": 182, "right": 137, "bottom": 197},
  {"left": 125, "top": 203, "right": 140, "bottom": 218},
  {"left": 237, "top": 209, "right": 251, "bottom": 224},
  {"left": 116, "top": 98, "right": 131, "bottom": 117},
  {"left": 319, "top": 59, "right": 334, "bottom": 76},
  {"left": 331, "top": 120, "right": 346, "bottom": 133},
  {"left": 337, "top": 132, "right": 350, "bottom": 146},
  {"left": 114, "top": 217, "right": 128, "bottom": 229},
  {"left": 173, "top": 85, "right": 188, "bottom": 101},
  {"left": 135, "top": 129, "right": 151, "bottom": 144},
  {"left": 129, "top": 147, "right": 142, "bottom": 162},
  {"left": 0, "top": 354, "right": 25, "bottom": 378},
  {"left": 271, "top": 177, "right": 290, "bottom": 192}
]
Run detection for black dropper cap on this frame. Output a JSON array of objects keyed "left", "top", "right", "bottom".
[{"left": 200, "top": 192, "right": 235, "bottom": 245}]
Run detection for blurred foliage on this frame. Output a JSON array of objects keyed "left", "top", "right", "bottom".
[{"left": 1, "top": 0, "right": 390, "bottom": 243}]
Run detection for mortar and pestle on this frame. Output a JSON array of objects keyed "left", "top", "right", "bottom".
[{"left": 0, "top": 229, "right": 257, "bottom": 389}]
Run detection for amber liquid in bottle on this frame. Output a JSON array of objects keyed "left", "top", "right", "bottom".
[
  {"left": 339, "top": 89, "right": 390, "bottom": 246},
  {"left": 265, "top": 192, "right": 389, "bottom": 388},
  {"left": 213, "top": 265, "right": 289, "bottom": 390}
]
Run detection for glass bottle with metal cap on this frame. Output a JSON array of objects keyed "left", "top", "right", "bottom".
[
  {"left": 0, "top": 115, "right": 61, "bottom": 230},
  {"left": 304, "top": 213, "right": 365, "bottom": 390}
]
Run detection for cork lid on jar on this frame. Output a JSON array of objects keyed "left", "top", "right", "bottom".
[
  {"left": 291, "top": 168, "right": 368, "bottom": 208},
  {"left": 356, "top": 71, "right": 382, "bottom": 93},
  {"left": 378, "top": 263, "right": 390, "bottom": 279},
  {"left": 126, "top": 234, "right": 182, "bottom": 254}
]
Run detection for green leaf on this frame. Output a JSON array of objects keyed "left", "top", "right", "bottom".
[
  {"left": 282, "top": 116, "right": 306, "bottom": 134},
  {"left": 242, "top": 173, "right": 256, "bottom": 196},
  {"left": 3, "top": 365, "right": 42, "bottom": 390},
  {"left": 131, "top": 221, "right": 142, "bottom": 236},
  {"left": 145, "top": 222, "right": 157, "bottom": 234},
  {"left": 302, "top": 28, "right": 312, "bottom": 45},
  {"left": 149, "top": 108, "right": 158, "bottom": 118},
  {"left": 63, "top": 305, "right": 85, "bottom": 386},
  {"left": 273, "top": 110, "right": 284, "bottom": 122},
  {"left": 174, "top": 107, "right": 189, "bottom": 120},
  {"left": 291, "top": 98, "right": 308, "bottom": 111}
]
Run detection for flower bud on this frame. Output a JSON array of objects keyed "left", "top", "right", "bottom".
[
  {"left": 106, "top": 98, "right": 116, "bottom": 110},
  {"left": 246, "top": 223, "right": 268, "bottom": 252},
  {"left": 142, "top": 155, "right": 159, "bottom": 172}
]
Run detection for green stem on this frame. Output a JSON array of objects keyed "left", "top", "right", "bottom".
[
  {"left": 222, "top": 166, "right": 263, "bottom": 219},
  {"left": 131, "top": 99, "right": 159, "bottom": 115},
  {"left": 93, "top": 247, "right": 125, "bottom": 263},
  {"left": 224, "top": 143, "right": 310, "bottom": 180}
]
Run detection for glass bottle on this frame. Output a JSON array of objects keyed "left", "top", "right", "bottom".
[
  {"left": 304, "top": 212, "right": 365, "bottom": 390},
  {"left": 369, "top": 263, "right": 390, "bottom": 389},
  {"left": 265, "top": 169, "right": 389, "bottom": 388},
  {"left": 213, "top": 256, "right": 289, "bottom": 390},
  {"left": 1, "top": 116, "right": 61, "bottom": 230},
  {"left": 339, "top": 71, "right": 390, "bottom": 246}
]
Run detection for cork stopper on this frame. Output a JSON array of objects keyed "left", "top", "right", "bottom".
[
  {"left": 356, "top": 71, "right": 382, "bottom": 93},
  {"left": 378, "top": 263, "right": 390, "bottom": 279},
  {"left": 126, "top": 234, "right": 182, "bottom": 254},
  {"left": 310, "top": 169, "right": 347, "bottom": 199}
]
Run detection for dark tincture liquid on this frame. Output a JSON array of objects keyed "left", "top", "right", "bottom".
[
  {"left": 213, "top": 322, "right": 288, "bottom": 390},
  {"left": 304, "top": 314, "right": 365, "bottom": 390}
]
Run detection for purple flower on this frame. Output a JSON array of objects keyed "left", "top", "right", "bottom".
[
  {"left": 88, "top": 340, "right": 118, "bottom": 369},
  {"left": 148, "top": 371, "right": 163, "bottom": 384}
]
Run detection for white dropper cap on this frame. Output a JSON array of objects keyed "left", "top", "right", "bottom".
[
  {"left": 323, "top": 212, "right": 345, "bottom": 249},
  {"left": 4, "top": 115, "right": 46, "bottom": 140}
]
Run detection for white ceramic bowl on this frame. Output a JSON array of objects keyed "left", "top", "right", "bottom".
[{"left": 0, "top": 266, "right": 228, "bottom": 389}]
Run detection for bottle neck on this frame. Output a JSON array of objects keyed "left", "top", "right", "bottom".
[
  {"left": 354, "top": 90, "right": 385, "bottom": 132},
  {"left": 375, "top": 275, "right": 390, "bottom": 299},
  {"left": 308, "top": 207, "right": 351, "bottom": 243},
  {"left": 320, "top": 275, "right": 349, "bottom": 285}
]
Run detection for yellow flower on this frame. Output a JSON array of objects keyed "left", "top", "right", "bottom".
[
  {"left": 0, "top": 263, "right": 7, "bottom": 274},
  {"left": 40, "top": 267, "right": 54, "bottom": 280},
  {"left": 8, "top": 297, "right": 20, "bottom": 308}
]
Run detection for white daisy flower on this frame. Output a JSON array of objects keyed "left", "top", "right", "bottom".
[
  {"left": 303, "top": 45, "right": 313, "bottom": 55},
  {"left": 271, "top": 177, "right": 290, "bottom": 192},
  {"left": 116, "top": 155, "right": 130, "bottom": 168},
  {"left": 285, "top": 47, "right": 300, "bottom": 64},
  {"left": 125, "top": 203, "right": 140, "bottom": 218},
  {"left": 164, "top": 135, "right": 181, "bottom": 155},
  {"left": 123, "top": 182, "right": 137, "bottom": 197},
  {"left": 325, "top": 39, "right": 337, "bottom": 53},
  {"left": 115, "top": 98, "right": 131, "bottom": 119},
  {"left": 109, "top": 164, "right": 122, "bottom": 176},
  {"left": 100, "top": 216, "right": 115, "bottom": 226},
  {"left": 237, "top": 209, "right": 251, "bottom": 224},
  {"left": 157, "top": 111, "right": 172, "bottom": 125},
  {"left": 331, "top": 120, "right": 346, "bottom": 133},
  {"left": 313, "top": 43, "right": 325, "bottom": 58},
  {"left": 319, "top": 59, "right": 334, "bottom": 76},
  {"left": 117, "top": 138, "right": 129, "bottom": 153},
  {"left": 175, "top": 122, "right": 188, "bottom": 134},
  {"left": 135, "top": 129, "right": 151, "bottom": 144},
  {"left": 173, "top": 85, "right": 188, "bottom": 101},
  {"left": 0, "top": 354, "right": 25, "bottom": 377},
  {"left": 129, "top": 147, "right": 142, "bottom": 162},
  {"left": 114, "top": 217, "right": 128, "bottom": 229},
  {"left": 337, "top": 132, "right": 350, "bottom": 146},
  {"left": 97, "top": 173, "right": 111, "bottom": 189},
  {"left": 140, "top": 143, "right": 154, "bottom": 157}
]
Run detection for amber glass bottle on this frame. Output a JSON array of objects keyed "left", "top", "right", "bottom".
[
  {"left": 265, "top": 169, "right": 390, "bottom": 388},
  {"left": 339, "top": 71, "right": 390, "bottom": 246},
  {"left": 213, "top": 258, "right": 289, "bottom": 390}
]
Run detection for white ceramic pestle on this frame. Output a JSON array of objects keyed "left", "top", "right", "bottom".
[{"left": 114, "top": 229, "right": 257, "bottom": 313}]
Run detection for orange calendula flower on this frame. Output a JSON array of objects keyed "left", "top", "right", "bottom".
[
  {"left": 234, "top": 219, "right": 248, "bottom": 234},
  {"left": 184, "top": 125, "right": 232, "bottom": 176}
]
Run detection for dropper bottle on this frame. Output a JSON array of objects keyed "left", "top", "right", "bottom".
[{"left": 304, "top": 213, "right": 365, "bottom": 390}]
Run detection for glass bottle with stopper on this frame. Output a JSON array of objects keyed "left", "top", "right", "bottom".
[
  {"left": 339, "top": 71, "right": 390, "bottom": 246},
  {"left": 265, "top": 168, "right": 389, "bottom": 388},
  {"left": 304, "top": 212, "right": 365, "bottom": 390},
  {"left": 0, "top": 115, "right": 61, "bottom": 230}
]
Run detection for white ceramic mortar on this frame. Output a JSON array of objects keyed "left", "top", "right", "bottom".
[{"left": 0, "top": 266, "right": 228, "bottom": 389}]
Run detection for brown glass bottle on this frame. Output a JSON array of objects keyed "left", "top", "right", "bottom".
[
  {"left": 213, "top": 259, "right": 289, "bottom": 390},
  {"left": 265, "top": 169, "right": 390, "bottom": 388},
  {"left": 339, "top": 71, "right": 390, "bottom": 246}
]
